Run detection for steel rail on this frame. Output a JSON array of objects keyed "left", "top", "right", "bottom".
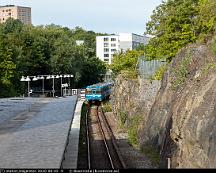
[
  {"left": 96, "top": 106, "right": 115, "bottom": 169},
  {"left": 86, "top": 107, "right": 91, "bottom": 169},
  {"left": 99, "top": 107, "right": 127, "bottom": 169}
]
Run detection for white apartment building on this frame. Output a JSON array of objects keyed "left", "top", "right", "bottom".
[
  {"left": 0, "top": 5, "right": 31, "bottom": 24},
  {"left": 96, "top": 33, "right": 149, "bottom": 64}
]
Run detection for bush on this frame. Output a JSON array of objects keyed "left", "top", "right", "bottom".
[
  {"left": 121, "top": 70, "right": 138, "bottom": 79},
  {"left": 102, "top": 102, "right": 112, "bottom": 112},
  {"left": 127, "top": 115, "right": 142, "bottom": 146},
  {"left": 153, "top": 64, "right": 168, "bottom": 81}
]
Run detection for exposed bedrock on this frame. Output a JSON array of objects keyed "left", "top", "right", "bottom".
[{"left": 112, "top": 39, "right": 216, "bottom": 168}]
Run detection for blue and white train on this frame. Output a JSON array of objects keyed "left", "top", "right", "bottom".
[{"left": 85, "top": 82, "right": 112, "bottom": 102}]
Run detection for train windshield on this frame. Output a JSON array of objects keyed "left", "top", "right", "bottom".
[
  {"left": 91, "top": 89, "right": 101, "bottom": 94},
  {"left": 85, "top": 88, "right": 92, "bottom": 94},
  {"left": 96, "top": 90, "right": 101, "bottom": 94}
]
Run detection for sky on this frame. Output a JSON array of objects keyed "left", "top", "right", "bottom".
[{"left": 0, "top": 0, "right": 162, "bottom": 35}]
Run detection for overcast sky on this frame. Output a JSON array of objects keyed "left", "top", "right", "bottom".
[{"left": 1, "top": 0, "right": 162, "bottom": 35}]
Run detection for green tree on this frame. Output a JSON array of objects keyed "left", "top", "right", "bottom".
[
  {"left": 145, "top": 0, "right": 200, "bottom": 61},
  {"left": 78, "top": 56, "right": 106, "bottom": 87},
  {"left": 110, "top": 50, "right": 144, "bottom": 78},
  {"left": 195, "top": 0, "right": 216, "bottom": 36},
  {"left": 0, "top": 20, "right": 107, "bottom": 97}
]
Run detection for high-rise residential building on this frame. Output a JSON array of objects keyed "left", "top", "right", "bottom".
[
  {"left": 96, "top": 33, "right": 149, "bottom": 64},
  {"left": 0, "top": 5, "right": 31, "bottom": 24}
]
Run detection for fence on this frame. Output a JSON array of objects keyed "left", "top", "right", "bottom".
[{"left": 138, "top": 56, "right": 166, "bottom": 79}]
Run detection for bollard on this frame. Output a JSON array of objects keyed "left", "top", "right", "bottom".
[{"left": 167, "top": 158, "right": 171, "bottom": 169}]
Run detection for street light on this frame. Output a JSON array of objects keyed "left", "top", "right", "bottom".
[
  {"left": 32, "top": 76, "right": 38, "bottom": 81},
  {"left": 20, "top": 74, "right": 74, "bottom": 98},
  {"left": 51, "top": 75, "right": 55, "bottom": 98},
  {"left": 20, "top": 76, "right": 31, "bottom": 97},
  {"left": 38, "top": 76, "right": 45, "bottom": 95}
]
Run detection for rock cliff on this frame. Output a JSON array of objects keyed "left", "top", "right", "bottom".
[
  {"left": 112, "top": 76, "right": 160, "bottom": 127},
  {"left": 112, "top": 39, "right": 216, "bottom": 168}
]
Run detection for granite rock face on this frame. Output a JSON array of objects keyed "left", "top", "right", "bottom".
[
  {"left": 113, "top": 40, "right": 216, "bottom": 168},
  {"left": 112, "top": 76, "right": 160, "bottom": 129},
  {"left": 140, "top": 41, "right": 216, "bottom": 168}
]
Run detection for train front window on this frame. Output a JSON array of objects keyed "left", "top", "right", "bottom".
[
  {"left": 85, "top": 88, "right": 92, "bottom": 94},
  {"left": 96, "top": 89, "right": 101, "bottom": 94}
]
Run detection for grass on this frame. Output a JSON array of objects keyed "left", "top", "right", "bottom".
[
  {"left": 127, "top": 115, "right": 142, "bottom": 146},
  {"left": 141, "top": 145, "right": 160, "bottom": 166}
]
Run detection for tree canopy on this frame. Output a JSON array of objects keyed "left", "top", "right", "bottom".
[
  {"left": 145, "top": 0, "right": 216, "bottom": 61},
  {"left": 0, "top": 19, "right": 106, "bottom": 97},
  {"left": 110, "top": 50, "right": 144, "bottom": 78}
]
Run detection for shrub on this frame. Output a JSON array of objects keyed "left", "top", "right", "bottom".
[
  {"left": 127, "top": 115, "right": 142, "bottom": 146},
  {"left": 102, "top": 102, "right": 112, "bottom": 112},
  {"left": 153, "top": 64, "right": 168, "bottom": 81},
  {"left": 171, "top": 53, "right": 191, "bottom": 90},
  {"left": 121, "top": 70, "right": 138, "bottom": 79}
]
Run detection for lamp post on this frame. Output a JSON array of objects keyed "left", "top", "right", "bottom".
[
  {"left": 41, "top": 76, "right": 45, "bottom": 95},
  {"left": 21, "top": 74, "right": 74, "bottom": 98},
  {"left": 60, "top": 75, "right": 63, "bottom": 97},
  {"left": 20, "top": 76, "right": 32, "bottom": 97}
]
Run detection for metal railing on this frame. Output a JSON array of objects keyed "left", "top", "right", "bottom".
[{"left": 138, "top": 56, "right": 166, "bottom": 79}]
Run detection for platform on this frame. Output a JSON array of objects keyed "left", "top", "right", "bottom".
[{"left": 0, "top": 96, "right": 77, "bottom": 168}]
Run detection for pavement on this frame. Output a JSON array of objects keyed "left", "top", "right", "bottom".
[
  {"left": 61, "top": 99, "right": 84, "bottom": 169},
  {"left": 0, "top": 96, "right": 77, "bottom": 168}
]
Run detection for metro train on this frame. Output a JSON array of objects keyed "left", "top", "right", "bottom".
[{"left": 85, "top": 82, "right": 112, "bottom": 102}]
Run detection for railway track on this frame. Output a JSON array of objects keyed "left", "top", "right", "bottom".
[{"left": 86, "top": 104, "right": 126, "bottom": 169}]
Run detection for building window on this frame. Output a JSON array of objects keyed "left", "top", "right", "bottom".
[
  {"left": 111, "top": 44, "right": 116, "bottom": 47},
  {"left": 104, "top": 37, "right": 109, "bottom": 41},
  {"left": 104, "top": 48, "right": 109, "bottom": 52},
  {"left": 104, "top": 54, "right": 109, "bottom": 57},
  {"left": 104, "top": 43, "right": 109, "bottom": 47},
  {"left": 111, "top": 38, "right": 116, "bottom": 41},
  {"left": 111, "top": 49, "right": 116, "bottom": 52}
]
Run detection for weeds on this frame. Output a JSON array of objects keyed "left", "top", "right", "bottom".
[
  {"left": 212, "top": 40, "right": 216, "bottom": 54},
  {"left": 102, "top": 102, "right": 112, "bottom": 112},
  {"left": 153, "top": 63, "right": 168, "bottom": 81},
  {"left": 171, "top": 53, "right": 191, "bottom": 90},
  {"left": 127, "top": 115, "right": 142, "bottom": 146},
  {"left": 141, "top": 145, "right": 160, "bottom": 166}
]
